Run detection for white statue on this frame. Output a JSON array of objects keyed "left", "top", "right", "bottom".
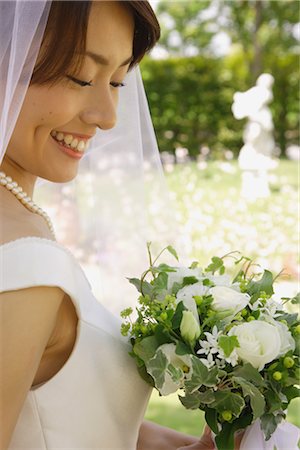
[{"left": 232, "top": 73, "right": 278, "bottom": 200}]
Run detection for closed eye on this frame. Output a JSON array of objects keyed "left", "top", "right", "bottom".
[
  {"left": 67, "top": 75, "right": 93, "bottom": 87},
  {"left": 67, "top": 76, "right": 126, "bottom": 89}
]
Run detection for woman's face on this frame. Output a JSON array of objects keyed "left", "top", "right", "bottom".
[{"left": 3, "top": 1, "right": 134, "bottom": 185}]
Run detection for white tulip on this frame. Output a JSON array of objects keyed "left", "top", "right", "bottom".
[{"left": 180, "top": 311, "right": 201, "bottom": 344}]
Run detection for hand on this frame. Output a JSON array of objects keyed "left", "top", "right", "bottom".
[
  {"left": 177, "top": 426, "right": 215, "bottom": 450},
  {"left": 177, "top": 426, "right": 245, "bottom": 450},
  {"left": 137, "top": 420, "right": 198, "bottom": 450}
]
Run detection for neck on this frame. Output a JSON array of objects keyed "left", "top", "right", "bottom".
[{"left": 0, "top": 156, "right": 36, "bottom": 198}]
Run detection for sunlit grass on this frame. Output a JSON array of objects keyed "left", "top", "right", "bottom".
[
  {"left": 165, "top": 160, "right": 298, "bottom": 283},
  {"left": 145, "top": 390, "right": 300, "bottom": 437}
]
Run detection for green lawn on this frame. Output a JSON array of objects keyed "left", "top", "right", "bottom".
[
  {"left": 165, "top": 160, "right": 298, "bottom": 281},
  {"left": 145, "top": 390, "right": 300, "bottom": 437}
]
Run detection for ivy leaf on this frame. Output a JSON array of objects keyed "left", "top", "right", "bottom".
[
  {"left": 175, "top": 340, "right": 191, "bottom": 356},
  {"left": 179, "top": 391, "right": 201, "bottom": 410},
  {"left": 205, "top": 256, "right": 224, "bottom": 274},
  {"left": 291, "top": 292, "right": 300, "bottom": 305},
  {"left": 265, "top": 389, "right": 283, "bottom": 413},
  {"left": 152, "top": 272, "right": 168, "bottom": 294},
  {"left": 275, "top": 313, "right": 298, "bottom": 327},
  {"left": 156, "top": 263, "right": 177, "bottom": 273},
  {"left": 198, "top": 389, "right": 216, "bottom": 405},
  {"left": 211, "top": 391, "right": 245, "bottom": 417},
  {"left": 133, "top": 335, "right": 161, "bottom": 363},
  {"left": 182, "top": 276, "right": 199, "bottom": 286},
  {"left": 282, "top": 386, "right": 300, "bottom": 403},
  {"left": 146, "top": 349, "right": 168, "bottom": 390},
  {"left": 184, "top": 356, "right": 209, "bottom": 393},
  {"left": 232, "top": 363, "right": 266, "bottom": 387},
  {"left": 260, "top": 412, "right": 284, "bottom": 441},
  {"left": 127, "top": 277, "right": 153, "bottom": 296},
  {"left": 247, "top": 270, "right": 274, "bottom": 296},
  {"left": 167, "top": 245, "right": 179, "bottom": 261},
  {"left": 203, "top": 365, "right": 219, "bottom": 387},
  {"left": 233, "top": 376, "right": 265, "bottom": 420},
  {"left": 218, "top": 335, "right": 240, "bottom": 357},
  {"left": 167, "top": 363, "right": 183, "bottom": 383}
]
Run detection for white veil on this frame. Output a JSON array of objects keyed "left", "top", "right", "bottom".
[{"left": 0, "top": 0, "right": 185, "bottom": 314}]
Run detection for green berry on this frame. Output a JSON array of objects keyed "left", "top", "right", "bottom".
[
  {"left": 241, "top": 308, "right": 248, "bottom": 317},
  {"left": 284, "top": 356, "right": 295, "bottom": 369},
  {"left": 247, "top": 316, "right": 255, "bottom": 322},
  {"left": 222, "top": 410, "right": 232, "bottom": 421},
  {"left": 160, "top": 312, "right": 168, "bottom": 321},
  {"left": 273, "top": 371, "right": 282, "bottom": 381},
  {"left": 295, "top": 325, "right": 300, "bottom": 335},
  {"left": 280, "top": 320, "right": 288, "bottom": 326}
]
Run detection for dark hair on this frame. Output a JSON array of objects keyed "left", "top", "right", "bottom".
[{"left": 30, "top": 1, "right": 160, "bottom": 86}]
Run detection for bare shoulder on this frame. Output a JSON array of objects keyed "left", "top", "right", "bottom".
[{"left": 0, "top": 186, "right": 54, "bottom": 245}]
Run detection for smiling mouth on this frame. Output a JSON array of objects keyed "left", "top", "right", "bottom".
[{"left": 50, "top": 130, "right": 89, "bottom": 153}]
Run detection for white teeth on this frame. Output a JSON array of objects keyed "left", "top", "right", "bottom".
[
  {"left": 70, "top": 138, "right": 79, "bottom": 149},
  {"left": 56, "top": 132, "right": 64, "bottom": 141},
  {"left": 51, "top": 130, "right": 88, "bottom": 152},
  {"left": 77, "top": 141, "right": 85, "bottom": 152},
  {"left": 64, "top": 134, "right": 73, "bottom": 145}
]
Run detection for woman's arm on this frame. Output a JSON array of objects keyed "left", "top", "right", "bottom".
[
  {"left": 137, "top": 420, "right": 198, "bottom": 450},
  {"left": 0, "top": 286, "right": 64, "bottom": 449}
]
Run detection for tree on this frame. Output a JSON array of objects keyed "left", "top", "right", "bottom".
[{"left": 151, "top": 0, "right": 299, "bottom": 155}]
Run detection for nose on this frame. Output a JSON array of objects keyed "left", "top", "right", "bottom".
[{"left": 80, "top": 86, "right": 117, "bottom": 130}]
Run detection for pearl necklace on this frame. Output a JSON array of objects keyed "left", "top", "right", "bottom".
[{"left": 0, "top": 171, "right": 55, "bottom": 238}]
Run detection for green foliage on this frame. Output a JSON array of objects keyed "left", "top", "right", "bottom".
[
  {"left": 142, "top": 0, "right": 299, "bottom": 157},
  {"left": 232, "top": 377, "right": 265, "bottom": 420},
  {"left": 218, "top": 335, "right": 240, "bottom": 357}
]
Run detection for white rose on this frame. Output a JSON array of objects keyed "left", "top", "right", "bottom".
[
  {"left": 261, "top": 315, "right": 295, "bottom": 357},
  {"left": 228, "top": 320, "right": 281, "bottom": 371},
  {"left": 153, "top": 343, "right": 192, "bottom": 395},
  {"left": 210, "top": 286, "right": 250, "bottom": 315},
  {"left": 167, "top": 267, "right": 202, "bottom": 291},
  {"left": 180, "top": 311, "right": 201, "bottom": 344},
  {"left": 176, "top": 282, "right": 207, "bottom": 324}
]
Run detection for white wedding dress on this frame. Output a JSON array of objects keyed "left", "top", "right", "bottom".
[{"left": 1, "top": 237, "right": 151, "bottom": 450}]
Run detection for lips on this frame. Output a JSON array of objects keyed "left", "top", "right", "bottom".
[{"left": 51, "top": 136, "right": 84, "bottom": 160}]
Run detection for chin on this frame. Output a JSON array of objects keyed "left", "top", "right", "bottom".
[{"left": 42, "top": 170, "right": 78, "bottom": 184}]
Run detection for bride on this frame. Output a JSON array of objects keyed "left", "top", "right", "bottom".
[
  {"left": 0, "top": 1, "right": 231, "bottom": 449},
  {"left": 3, "top": 1, "right": 296, "bottom": 449}
]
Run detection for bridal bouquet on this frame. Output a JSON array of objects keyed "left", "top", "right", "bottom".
[{"left": 121, "top": 243, "right": 300, "bottom": 450}]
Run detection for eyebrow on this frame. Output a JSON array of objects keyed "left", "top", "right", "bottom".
[{"left": 84, "top": 51, "right": 133, "bottom": 68}]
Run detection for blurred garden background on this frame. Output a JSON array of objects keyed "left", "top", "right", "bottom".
[{"left": 142, "top": 0, "right": 300, "bottom": 436}]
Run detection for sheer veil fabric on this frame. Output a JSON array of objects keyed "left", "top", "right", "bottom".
[{"left": 0, "top": 0, "right": 185, "bottom": 314}]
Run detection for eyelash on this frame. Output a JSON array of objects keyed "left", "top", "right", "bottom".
[{"left": 67, "top": 76, "right": 125, "bottom": 88}]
